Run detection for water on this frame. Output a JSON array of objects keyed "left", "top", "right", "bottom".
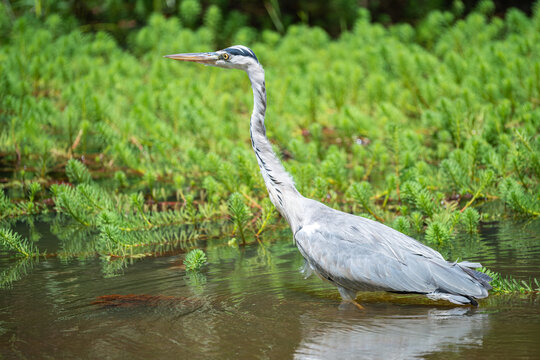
[{"left": 1, "top": 220, "right": 539, "bottom": 359}]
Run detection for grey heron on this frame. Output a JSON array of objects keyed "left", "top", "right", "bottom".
[{"left": 165, "top": 45, "right": 492, "bottom": 308}]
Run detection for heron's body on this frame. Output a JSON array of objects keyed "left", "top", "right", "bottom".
[
  {"left": 295, "top": 200, "right": 491, "bottom": 305},
  {"left": 165, "top": 45, "right": 492, "bottom": 306}
]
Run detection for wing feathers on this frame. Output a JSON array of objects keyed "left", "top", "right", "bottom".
[{"left": 294, "top": 217, "right": 491, "bottom": 303}]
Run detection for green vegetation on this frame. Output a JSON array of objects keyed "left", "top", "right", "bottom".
[
  {"left": 184, "top": 248, "right": 207, "bottom": 271},
  {"left": 0, "top": 227, "right": 38, "bottom": 257},
  {"left": 3, "top": 0, "right": 506, "bottom": 42},
  {"left": 1, "top": 1, "right": 540, "bottom": 292},
  {"left": 480, "top": 267, "right": 540, "bottom": 294},
  {"left": 228, "top": 192, "right": 251, "bottom": 245}
]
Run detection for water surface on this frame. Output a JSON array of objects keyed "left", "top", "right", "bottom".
[{"left": 1, "top": 220, "right": 539, "bottom": 359}]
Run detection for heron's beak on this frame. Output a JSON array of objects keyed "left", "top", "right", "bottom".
[{"left": 163, "top": 52, "right": 219, "bottom": 64}]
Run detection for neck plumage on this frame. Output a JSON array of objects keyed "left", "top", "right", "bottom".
[{"left": 246, "top": 65, "right": 302, "bottom": 228}]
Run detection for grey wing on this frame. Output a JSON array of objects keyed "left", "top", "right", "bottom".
[{"left": 294, "top": 220, "right": 489, "bottom": 298}]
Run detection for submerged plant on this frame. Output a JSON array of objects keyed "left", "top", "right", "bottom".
[{"left": 0, "top": 257, "right": 38, "bottom": 289}]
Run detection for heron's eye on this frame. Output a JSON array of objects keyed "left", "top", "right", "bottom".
[{"left": 222, "top": 53, "right": 230, "bottom": 60}]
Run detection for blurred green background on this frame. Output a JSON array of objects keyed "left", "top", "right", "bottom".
[{"left": 2, "top": 0, "right": 537, "bottom": 43}]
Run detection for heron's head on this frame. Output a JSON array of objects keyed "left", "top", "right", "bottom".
[{"left": 164, "top": 45, "right": 259, "bottom": 71}]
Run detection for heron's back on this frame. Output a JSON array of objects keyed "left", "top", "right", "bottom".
[{"left": 294, "top": 200, "right": 491, "bottom": 304}]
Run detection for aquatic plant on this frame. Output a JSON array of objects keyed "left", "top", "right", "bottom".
[
  {"left": 256, "top": 198, "right": 276, "bottom": 236},
  {"left": 184, "top": 249, "right": 207, "bottom": 271},
  {"left": 424, "top": 221, "right": 452, "bottom": 246},
  {"left": 0, "top": 228, "right": 38, "bottom": 257},
  {"left": 499, "top": 179, "right": 540, "bottom": 217},
  {"left": 460, "top": 208, "right": 480, "bottom": 235},
  {"left": 347, "top": 181, "right": 384, "bottom": 222},
  {"left": 228, "top": 192, "right": 251, "bottom": 245},
  {"left": 65, "top": 159, "right": 92, "bottom": 185},
  {"left": 479, "top": 267, "right": 540, "bottom": 294},
  {"left": 391, "top": 216, "right": 411, "bottom": 236}
]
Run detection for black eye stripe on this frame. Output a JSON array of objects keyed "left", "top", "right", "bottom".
[{"left": 224, "top": 46, "right": 259, "bottom": 63}]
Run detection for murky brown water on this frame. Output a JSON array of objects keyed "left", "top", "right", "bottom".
[{"left": 1, "top": 220, "right": 539, "bottom": 359}]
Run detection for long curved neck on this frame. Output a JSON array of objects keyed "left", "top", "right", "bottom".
[{"left": 246, "top": 64, "right": 303, "bottom": 229}]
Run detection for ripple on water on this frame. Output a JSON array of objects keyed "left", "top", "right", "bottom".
[
  {"left": 295, "top": 308, "right": 490, "bottom": 360},
  {"left": 1, "top": 220, "right": 539, "bottom": 359}
]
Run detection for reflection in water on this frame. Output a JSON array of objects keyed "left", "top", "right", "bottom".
[
  {"left": 295, "top": 308, "right": 489, "bottom": 360},
  {"left": 2, "top": 220, "right": 540, "bottom": 359}
]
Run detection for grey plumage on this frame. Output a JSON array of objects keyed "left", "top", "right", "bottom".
[
  {"left": 165, "top": 45, "right": 492, "bottom": 306},
  {"left": 294, "top": 200, "right": 491, "bottom": 305}
]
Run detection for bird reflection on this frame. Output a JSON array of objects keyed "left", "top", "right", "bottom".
[{"left": 295, "top": 307, "right": 489, "bottom": 359}]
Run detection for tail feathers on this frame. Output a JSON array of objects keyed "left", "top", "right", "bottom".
[
  {"left": 426, "top": 291, "right": 478, "bottom": 306},
  {"left": 426, "top": 261, "right": 493, "bottom": 306},
  {"left": 458, "top": 264, "right": 493, "bottom": 290}
]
